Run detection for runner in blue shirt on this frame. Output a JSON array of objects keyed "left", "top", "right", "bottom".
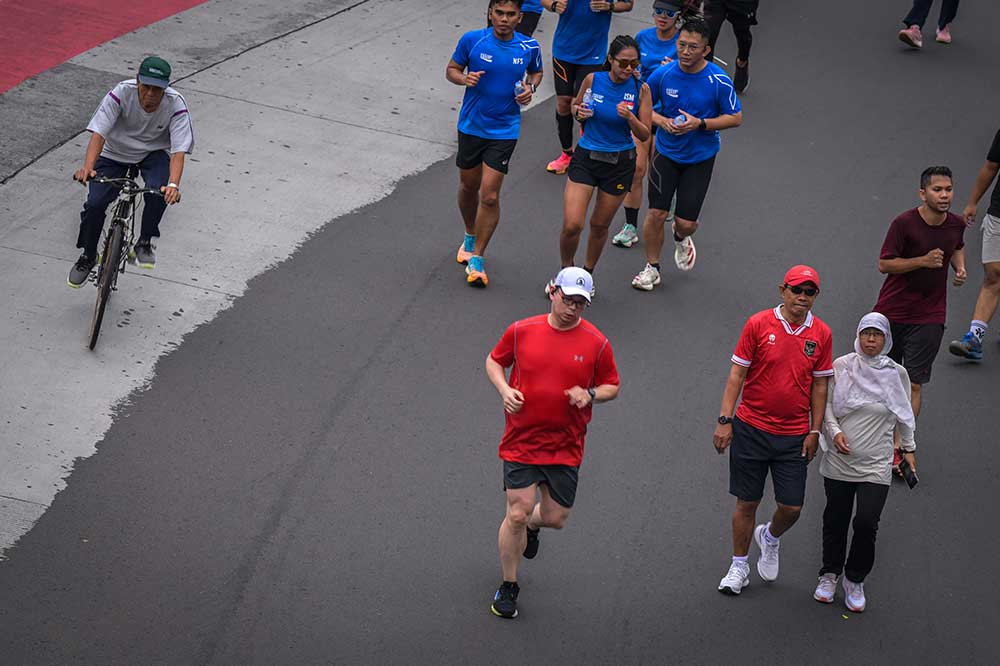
[
  {"left": 613, "top": 0, "right": 689, "bottom": 250},
  {"left": 486, "top": 0, "right": 544, "bottom": 37},
  {"left": 447, "top": 0, "right": 543, "bottom": 289},
  {"left": 542, "top": 0, "right": 634, "bottom": 176},
  {"left": 544, "top": 35, "right": 651, "bottom": 295},
  {"left": 630, "top": 17, "right": 742, "bottom": 292}
]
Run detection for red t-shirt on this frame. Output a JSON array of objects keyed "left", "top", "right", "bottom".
[
  {"left": 732, "top": 307, "right": 834, "bottom": 436},
  {"left": 874, "top": 208, "right": 966, "bottom": 324},
  {"left": 490, "top": 314, "right": 620, "bottom": 466}
]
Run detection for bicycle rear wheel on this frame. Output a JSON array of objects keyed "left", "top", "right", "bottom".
[{"left": 89, "top": 223, "right": 124, "bottom": 350}]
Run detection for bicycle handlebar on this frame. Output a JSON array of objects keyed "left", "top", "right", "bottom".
[{"left": 90, "top": 176, "right": 164, "bottom": 197}]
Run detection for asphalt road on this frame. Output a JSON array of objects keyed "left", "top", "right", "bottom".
[{"left": 1, "top": 1, "right": 999, "bottom": 664}]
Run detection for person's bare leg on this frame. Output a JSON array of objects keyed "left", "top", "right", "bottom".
[
  {"left": 472, "top": 165, "right": 506, "bottom": 256},
  {"left": 458, "top": 165, "right": 482, "bottom": 235},
  {"left": 527, "top": 485, "right": 572, "bottom": 530},
  {"left": 642, "top": 208, "right": 671, "bottom": 264},
  {"left": 767, "top": 503, "right": 802, "bottom": 537},
  {"left": 672, "top": 215, "right": 699, "bottom": 239},
  {"left": 972, "top": 263, "right": 1000, "bottom": 323},
  {"left": 584, "top": 189, "right": 628, "bottom": 270},
  {"left": 560, "top": 180, "right": 595, "bottom": 267},
  {"left": 622, "top": 136, "right": 649, "bottom": 211},
  {"left": 499, "top": 485, "right": 538, "bottom": 582},
  {"left": 732, "top": 499, "right": 759, "bottom": 556}
]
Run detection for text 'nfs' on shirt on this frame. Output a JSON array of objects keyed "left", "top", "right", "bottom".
[
  {"left": 87, "top": 80, "right": 194, "bottom": 164},
  {"left": 452, "top": 29, "right": 543, "bottom": 141}
]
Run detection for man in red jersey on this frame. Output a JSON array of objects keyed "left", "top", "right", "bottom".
[
  {"left": 485, "top": 266, "right": 620, "bottom": 619},
  {"left": 713, "top": 265, "right": 833, "bottom": 596},
  {"left": 875, "top": 166, "right": 966, "bottom": 470}
]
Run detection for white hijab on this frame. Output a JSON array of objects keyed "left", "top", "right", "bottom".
[{"left": 832, "top": 313, "right": 915, "bottom": 429}]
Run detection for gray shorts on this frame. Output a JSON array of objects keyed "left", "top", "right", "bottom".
[{"left": 983, "top": 214, "right": 1000, "bottom": 264}]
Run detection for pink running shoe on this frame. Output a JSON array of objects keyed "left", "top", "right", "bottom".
[
  {"left": 898, "top": 25, "right": 922, "bottom": 48},
  {"left": 546, "top": 151, "right": 573, "bottom": 174},
  {"left": 936, "top": 25, "right": 952, "bottom": 44}
]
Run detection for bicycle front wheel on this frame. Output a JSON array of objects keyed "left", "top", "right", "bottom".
[{"left": 89, "top": 223, "right": 124, "bottom": 350}]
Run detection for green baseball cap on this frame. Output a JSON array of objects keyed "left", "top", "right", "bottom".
[{"left": 138, "top": 56, "right": 171, "bottom": 88}]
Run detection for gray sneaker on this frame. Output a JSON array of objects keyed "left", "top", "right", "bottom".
[
  {"left": 68, "top": 254, "right": 96, "bottom": 288},
  {"left": 133, "top": 240, "right": 156, "bottom": 269}
]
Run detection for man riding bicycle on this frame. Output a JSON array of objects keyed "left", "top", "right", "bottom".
[{"left": 69, "top": 56, "right": 195, "bottom": 287}]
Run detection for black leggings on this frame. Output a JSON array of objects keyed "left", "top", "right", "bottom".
[
  {"left": 705, "top": 0, "right": 758, "bottom": 63},
  {"left": 820, "top": 477, "right": 890, "bottom": 583}
]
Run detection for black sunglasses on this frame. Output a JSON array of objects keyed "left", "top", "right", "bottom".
[{"left": 785, "top": 284, "right": 818, "bottom": 297}]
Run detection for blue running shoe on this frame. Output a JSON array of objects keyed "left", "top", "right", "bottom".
[{"left": 948, "top": 332, "right": 983, "bottom": 360}]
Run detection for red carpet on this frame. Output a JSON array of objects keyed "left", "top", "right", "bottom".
[{"left": 0, "top": 0, "right": 211, "bottom": 93}]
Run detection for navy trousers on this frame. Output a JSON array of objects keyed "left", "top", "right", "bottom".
[
  {"left": 902, "top": 0, "right": 960, "bottom": 29},
  {"left": 77, "top": 150, "right": 170, "bottom": 258}
]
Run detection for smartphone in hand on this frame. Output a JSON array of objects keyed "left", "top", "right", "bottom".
[{"left": 899, "top": 458, "right": 919, "bottom": 489}]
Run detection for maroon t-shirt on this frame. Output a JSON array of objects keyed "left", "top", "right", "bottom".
[{"left": 874, "top": 208, "right": 966, "bottom": 324}]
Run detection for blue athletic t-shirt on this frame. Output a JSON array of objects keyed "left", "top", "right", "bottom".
[
  {"left": 578, "top": 72, "right": 641, "bottom": 153},
  {"left": 648, "top": 60, "right": 741, "bottom": 164},
  {"left": 552, "top": 2, "right": 613, "bottom": 65},
  {"left": 452, "top": 28, "right": 543, "bottom": 140},
  {"left": 521, "top": 0, "right": 543, "bottom": 12},
  {"left": 635, "top": 27, "right": 678, "bottom": 83}
]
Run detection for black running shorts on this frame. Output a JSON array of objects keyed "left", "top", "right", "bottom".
[
  {"left": 887, "top": 321, "right": 944, "bottom": 385},
  {"left": 552, "top": 56, "right": 601, "bottom": 98},
  {"left": 647, "top": 151, "right": 716, "bottom": 220},
  {"left": 568, "top": 148, "right": 637, "bottom": 195},
  {"left": 729, "top": 417, "right": 808, "bottom": 507},
  {"left": 502, "top": 461, "right": 579, "bottom": 508},
  {"left": 456, "top": 131, "right": 517, "bottom": 174}
]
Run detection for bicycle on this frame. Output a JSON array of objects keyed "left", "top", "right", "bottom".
[{"left": 85, "top": 170, "right": 163, "bottom": 350}]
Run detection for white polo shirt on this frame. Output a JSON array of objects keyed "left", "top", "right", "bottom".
[{"left": 87, "top": 80, "right": 195, "bottom": 164}]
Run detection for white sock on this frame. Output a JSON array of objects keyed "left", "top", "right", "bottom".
[
  {"left": 732, "top": 555, "right": 749, "bottom": 565},
  {"left": 764, "top": 523, "right": 780, "bottom": 545},
  {"left": 971, "top": 320, "right": 988, "bottom": 342}
]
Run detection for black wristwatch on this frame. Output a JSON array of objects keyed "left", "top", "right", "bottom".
[
  {"left": 718, "top": 415, "right": 732, "bottom": 425},
  {"left": 699, "top": 118, "right": 708, "bottom": 131},
  {"left": 529, "top": 82, "right": 538, "bottom": 93},
  {"left": 587, "top": 388, "right": 597, "bottom": 401}
]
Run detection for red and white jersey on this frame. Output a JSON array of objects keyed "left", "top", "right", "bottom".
[{"left": 731, "top": 306, "right": 834, "bottom": 436}]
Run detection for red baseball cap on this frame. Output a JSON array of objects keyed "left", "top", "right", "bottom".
[{"left": 783, "top": 264, "right": 820, "bottom": 289}]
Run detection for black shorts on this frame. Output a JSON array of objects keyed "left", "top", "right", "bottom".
[
  {"left": 456, "top": 131, "right": 517, "bottom": 174},
  {"left": 502, "top": 461, "right": 579, "bottom": 508},
  {"left": 729, "top": 417, "right": 808, "bottom": 507},
  {"left": 647, "top": 151, "right": 716, "bottom": 220},
  {"left": 552, "top": 56, "right": 601, "bottom": 98},
  {"left": 567, "top": 148, "right": 637, "bottom": 195},
  {"left": 887, "top": 321, "right": 944, "bottom": 384},
  {"left": 487, "top": 11, "right": 541, "bottom": 38}
]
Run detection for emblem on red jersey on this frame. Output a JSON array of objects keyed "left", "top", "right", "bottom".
[{"left": 804, "top": 340, "right": 817, "bottom": 357}]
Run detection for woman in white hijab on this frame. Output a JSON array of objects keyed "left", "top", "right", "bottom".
[{"left": 813, "top": 312, "right": 916, "bottom": 613}]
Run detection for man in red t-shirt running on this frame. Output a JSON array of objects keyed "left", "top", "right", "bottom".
[
  {"left": 485, "top": 266, "right": 620, "bottom": 619},
  {"left": 874, "top": 166, "right": 966, "bottom": 468},
  {"left": 713, "top": 265, "right": 833, "bottom": 596}
]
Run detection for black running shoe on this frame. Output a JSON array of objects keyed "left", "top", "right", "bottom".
[
  {"left": 491, "top": 581, "right": 519, "bottom": 618},
  {"left": 523, "top": 527, "right": 540, "bottom": 559},
  {"left": 734, "top": 60, "right": 749, "bottom": 94},
  {"left": 68, "top": 254, "right": 96, "bottom": 288}
]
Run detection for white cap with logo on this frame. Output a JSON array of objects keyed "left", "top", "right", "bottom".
[{"left": 553, "top": 267, "right": 593, "bottom": 302}]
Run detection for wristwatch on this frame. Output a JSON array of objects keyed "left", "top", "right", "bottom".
[
  {"left": 718, "top": 415, "right": 732, "bottom": 425},
  {"left": 529, "top": 82, "right": 538, "bottom": 93},
  {"left": 587, "top": 388, "right": 597, "bottom": 401},
  {"left": 698, "top": 118, "right": 707, "bottom": 130}
]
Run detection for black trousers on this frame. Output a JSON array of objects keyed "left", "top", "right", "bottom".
[
  {"left": 902, "top": 0, "right": 960, "bottom": 29},
  {"left": 705, "top": 0, "right": 758, "bottom": 63},
  {"left": 820, "top": 477, "right": 890, "bottom": 583}
]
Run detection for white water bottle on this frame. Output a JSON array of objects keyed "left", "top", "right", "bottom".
[
  {"left": 514, "top": 80, "right": 526, "bottom": 105},
  {"left": 674, "top": 112, "right": 687, "bottom": 125},
  {"left": 582, "top": 88, "right": 594, "bottom": 110}
]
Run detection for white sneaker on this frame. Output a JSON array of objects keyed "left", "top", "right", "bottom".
[
  {"left": 673, "top": 229, "right": 696, "bottom": 271},
  {"left": 544, "top": 277, "right": 557, "bottom": 297},
  {"left": 754, "top": 523, "right": 780, "bottom": 582},
  {"left": 631, "top": 263, "right": 661, "bottom": 291},
  {"left": 718, "top": 560, "right": 750, "bottom": 595},
  {"left": 813, "top": 573, "right": 837, "bottom": 603},
  {"left": 843, "top": 577, "right": 866, "bottom": 612}
]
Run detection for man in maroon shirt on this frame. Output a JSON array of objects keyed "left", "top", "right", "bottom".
[
  {"left": 484, "top": 266, "right": 620, "bottom": 619},
  {"left": 874, "top": 166, "right": 966, "bottom": 464}
]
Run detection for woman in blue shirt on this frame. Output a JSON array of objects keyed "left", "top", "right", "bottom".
[
  {"left": 546, "top": 35, "right": 652, "bottom": 295},
  {"left": 613, "top": 0, "right": 689, "bottom": 250}
]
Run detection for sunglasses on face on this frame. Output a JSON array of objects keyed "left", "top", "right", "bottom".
[
  {"left": 653, "top": 8, "right": 680, "bottom": 17},
  {"left": 785, "top": 284, "right": 818, "bottom": 297},
  {"left": 560, "top": 295, "right": 589, "bottom": 309},
  {"left": 614, "top": 58, "right": 640, "bottom": 69}
]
